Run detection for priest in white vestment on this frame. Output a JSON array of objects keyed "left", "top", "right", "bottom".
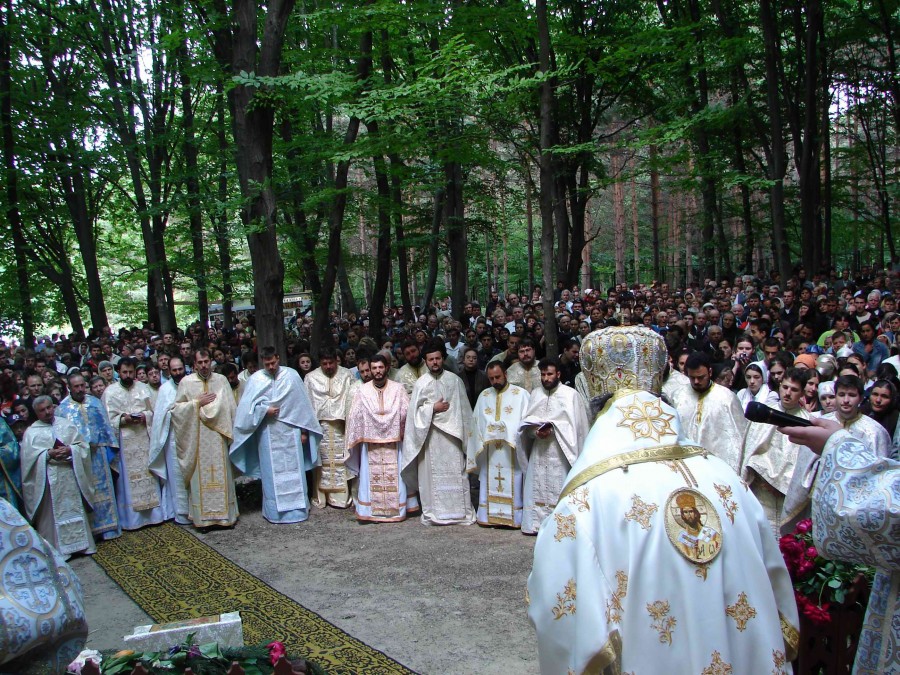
[
  {"left": 740, "top": 368, "right": 812, "bottom": 536},
  {"left": 671, "top": 351, "right": 748, "bottom": 473},
  {"left": 231, "top": 347, "right": 322, "bottom": 524},
  {"left": 345, "top": 353, "right": 419, "bottom": 522},
  {"left": 468, "top": 361, "right": 529, "bottom": 527},
  {"left": 305, "top": 347, "right": 357, "bottom": 508},
  {"left": 402, "top": 341, "right": 475, "bottom": 525},
  {"left": 20, "top": 396, "right": 97, "bottom": 558},
  {"left": 661, "top": 366, "right": 690, "bottom": 402},
  {"left": 528, "top": 326, "right": 800, "bottom": 675},
  {"left": 821, "top": 374, "right": 893, "bottom": 457},
  {"left": 56, "top": 374, "right": 121, "bottom": 540},
  {"left": 103, "top": 357, "right": 167, "bottom": 530},
  {"left": 394, "top": 341, "right": 427, "bottom": 395},
  {"left": 171, "top": 350, "right": 238, "bottom": 528},
  {"left": 778, "top": 418, "right": 899, "bottom": 675},
  {"left": 506, "top": 339, "right": 542, "bottom": 393},
  {"left": 517, "top": 357, "right": 589, "bottom": 534},
  {"left": 149, "top": 357, "right": 190, "bottom": 524}
]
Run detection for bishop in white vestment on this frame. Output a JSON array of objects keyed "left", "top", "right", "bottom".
[
  {"left": 528, "top": 327, "right": 800, "bottom": 675},
  {"left": 20, "top": 397, "right": 97, "bottom": 558},
  {"left": 402, "top": 343, "right": 475, "bottom": 525},
  {"left": 345, "top": 355, "right": 419, "bottom": 522},
  {"left": 231, "top": 350, "right": 322, "bottom": 524},
  {"left": 468, "top": 362, "right": 529, "bottom": 527},
  {"left": 517, "top": 359, "right": 589, "bottom": 534}
]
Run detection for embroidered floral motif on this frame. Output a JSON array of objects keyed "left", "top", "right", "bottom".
[
  {"left": 714, "top": 483, "right": 739, "bottom": 524},
  {"left": 504, "top": 405, "right": 513, "bottom": 415},
  {"left": 701, "top": 650, "right": 733, "bottom": 675},
  {"left": 646, "top": 600, "right": 677, "bottom": 644},
  {"left": 568, "top": 487, "right": 591, "bottom": 512},
  {"left": 552, "top": 579, "right": 577, "bottom": 620},
  {"left": 616, "top": 397, "right": 676, "bottom": 442},
  {"left": 484, "top": 407, "right": 494, "bottom": 416},
  {"left": 625, "top": 494, "right": 658, "bottom": 530},
  {"left": 694, "top": 563, "right": 709, "bottom": 581},
  {"left": 553, "top": 513, "right": 577, "bottom": 541},
  {"left": 605, "top": 570, "right": 628, "bottom": 624},
  {"left": 771, "top": 649, "right": 788, "bottom": 675},
  {"left": 725, "top": 592, "right": 757, "bottom": 631}
]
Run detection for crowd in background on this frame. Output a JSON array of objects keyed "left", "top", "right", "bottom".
[{"left": 1, "top": 262, "right": 899, "bottom": 450}]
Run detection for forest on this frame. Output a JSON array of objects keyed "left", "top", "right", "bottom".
[{"left": 0, "top": 0, "right": 896, "bottom": 355}]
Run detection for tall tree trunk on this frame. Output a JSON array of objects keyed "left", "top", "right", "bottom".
[
  {"left": 650, "top": 145, "right": 661, "bottom": 281},
  {"left": 421, "top": 187, "right": 444, "bottom": 311},
  {"left": 367, "top": 143, "right": 391, "bottom": 346},
  {"left": 525, "top": 161, "right": 535, "bottom": 294},
  {"left": 177, "top": 6, "right": 208, "bottom": 326},
  {"left": 536, "top": 0, "right": 558, "bottom": 358},
  {"left": 631, "top": 173, "right": 639, "bottom": 284},
  {"left": 760, "top": 0, "right": 792, "bottom": 280},
  {"left": 798, "top": 0, "right": 824, "bottom": 274},
  {"left": 0, "top": 0, "right": 33, "bottom": 345},
  {"left": 613, "top": 153, "right": 626, "bottom": 284},
  {"left": 212, "top": 84, "right": 234, "bottom": 331},
  {"left": 445, "top": 157, "right": 467, "bottom": 323},
  {"left": 338, "top": 257, "right": 357, "bottom": 316},
  {"left": 389, "top": 155, "right": 414, "bottom": 321}
]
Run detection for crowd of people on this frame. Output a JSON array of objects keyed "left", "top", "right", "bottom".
[{"left": 0, "top": 263, "right": 897, "bottom": 672}]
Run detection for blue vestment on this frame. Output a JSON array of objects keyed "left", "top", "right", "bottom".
[{"left": 0, "top": 419, "right": 21, "bottom": 513}]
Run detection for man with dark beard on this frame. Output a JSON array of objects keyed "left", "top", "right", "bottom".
[
  {"left": 516, "top": 357, "right": 589, "bottom": 535},
  {"left": 468, "top": 361, "right": 530, "bottom": 528},
  {"left": 149, "top": 357, "right": 189, "bottom": 524}
]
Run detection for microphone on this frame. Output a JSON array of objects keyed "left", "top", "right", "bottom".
[{"left": 744, "top": 401, "right": 813, "bottom": 427}]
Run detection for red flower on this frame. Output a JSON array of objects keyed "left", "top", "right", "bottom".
[
  {"left": 806, "top": 546, "right": 818, "bottom": 559},
  {"left": 802, "top": 601, "right": 832, "bottom": 625},
  {"left": 267, "top": 641, "right": 287, "bottom": 666},
  {"left": 796, "top": 518, "right": 812, "bottom": 533}
]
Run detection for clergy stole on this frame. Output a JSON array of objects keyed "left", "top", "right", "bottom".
[
  {"left": 319, "top": 420, "right": 348, "bottom": 494},
  {"left": 485, "top": 439, "right": 515, "bottom": 526},
  {"left": 47, "top": 458, "right": 92, "bottom": 555},
  {"left": 266, "top": 419, "right": 306, "bottom": 512},
  {"left": 367, "top": 443, "right": 401, "bottom": 517}
]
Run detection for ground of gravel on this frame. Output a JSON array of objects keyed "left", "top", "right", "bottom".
[{"left": 69, "top": 487, "right": 539, "bottom": 675}]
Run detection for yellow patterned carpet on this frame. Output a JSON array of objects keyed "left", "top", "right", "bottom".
[{"left": 93, "top": 522, "right": 415, "bottom": 674}]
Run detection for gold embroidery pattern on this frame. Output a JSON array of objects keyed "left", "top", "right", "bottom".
[
  {"left": 694, "top": 563, "right": 709, "bottom": 581},
  {"left": 714, "top": 483, "right": 739, "bottom": 524},
  {"left": 504, "top": 405, "right": 513, "bottom": 415},
  {"left": 604, "top": 570, "right": 628, "bottom": 624},
  {"left": 625, "top": 494, "right": 658, "bottom": 530},
  {"left": 772, "top": 649, "right": 788, "bottom": 675},
  {"left": 725, "top": 592, "right": 757, "bottom": 631},
  {"left": 524, "top": 586, "right": 530, "bottom": 607},
  {"left": 701, "top": 651, "right": 733, "bottom": 675},
  {"left": 553, "top": 513, "right": 577, "bottom": 541},
  {"left": 663, "top": 460, "right": 679, "bottom": 473},
  {"left": 484, "top": 406, "right": 494, "bottom": 416},
  {"left": 646, "top": 600, "right": 677, "bottom": 644},
  {"left": 552, "top": 579, "right": 577, "bottom": 620},
  {"left": 616, "top": 397, "right": 676, "bottom": 442},
  {"left": 779, "top": 612, "right": 800, "bottom": 661},
  {"left": 568, "top": 487, "right": 591, "bottom": 512}
]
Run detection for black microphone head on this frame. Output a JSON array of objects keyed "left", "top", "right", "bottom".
[{"left": 744, "top": 401, "right": 771, "bottom": 424}]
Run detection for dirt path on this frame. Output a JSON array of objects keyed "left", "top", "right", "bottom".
[{"left": 70, "top": 503, "right": 539, "bottom": 675}]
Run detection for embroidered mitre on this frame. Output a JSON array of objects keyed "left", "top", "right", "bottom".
[{"left": 580, "top": 326, "right": 668, "bottom": 398}]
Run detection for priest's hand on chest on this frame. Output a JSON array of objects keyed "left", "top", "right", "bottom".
[
  {"left": 49, "top": 445, "right": 72, "bottom": 461},
  {"left": 433, "top": 397, "right": 450, "bottom": 413}
]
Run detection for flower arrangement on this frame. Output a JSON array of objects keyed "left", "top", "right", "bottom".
[
  {"left": 67, "top": 635, "right": 326, "bottom": 675},
  {"left": 778, "top": 518, "right": 874, "bottom": 625}
]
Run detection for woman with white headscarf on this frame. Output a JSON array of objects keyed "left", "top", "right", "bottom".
[{"left": 737, "top": 361, "right": 779, "bottom": 410}]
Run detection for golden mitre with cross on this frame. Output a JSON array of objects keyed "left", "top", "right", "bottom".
[{"left": 579, "top": 325, "right": 668, "bottom": 398}]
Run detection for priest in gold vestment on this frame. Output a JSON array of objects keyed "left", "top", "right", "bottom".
[
  {"left": 305, "top": 346, "right": 357, "bottom": 508},
  {"left": 402, "top": 341, "right": 475, "bottom": 525},
  {"left": 171, "top": 350, "right": 238, "bottom": 528},
  {"left": 528, "top": 326, "right": 799, "bottom": 675}
]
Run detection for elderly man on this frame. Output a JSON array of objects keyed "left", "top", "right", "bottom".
[
  {"left": 305, "top": 346, "right": 357, "bottom": 509},
  {"left": 232, "top": 347, "right": 322, "bottom": 523},
  {"left": 20, "top": 396, "right": 97, "bottom": 558},
  {"left": 527, "top": 327, "right": 799, "bottom": 674},
  {"left": 516, "top": 357, "right": 589, "bottom": 534},
  {"left": 345, "top": 353, "right": 418, "bottom": 523},
  {"left": 149, "top": 356, "right": 190, "bottom": 524},
  {"left": 56, "top": 373, "right": 121, "bottom": 540},
  {"left": 402, "top": 340, "right": 475, "bottom": 525},
  {"left": 468, "top": 361, "right": 530, "bottom": 528},
  {"left": 171, "top": 350, "right": 238, "bottom": 529},
  {"left": 103, "top": 357, "right": 166, "bottom": 530}
]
